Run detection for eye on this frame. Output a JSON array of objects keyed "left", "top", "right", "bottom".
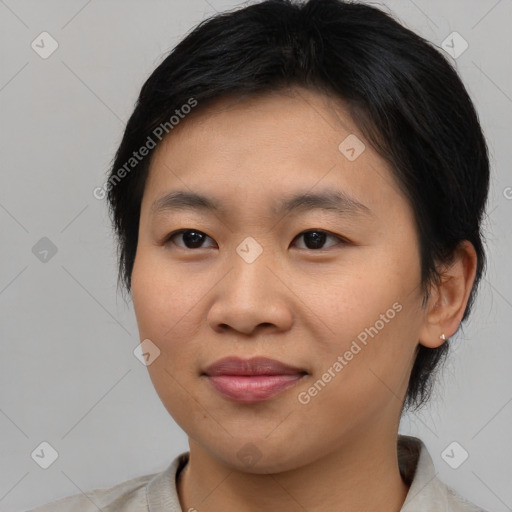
[
  {"left": 163, "top": 228, "right": 347, "bottom": 251},
  {"left": 292, "top": 229, "right": 346, "bottom": 250},
  {"left": 164, "top": 229, "right": 216, "bottom": 249}
]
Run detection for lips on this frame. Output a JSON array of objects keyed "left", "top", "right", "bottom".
[
  {"left": 203, "top": 356, "right": 307, "bottom": 377},
  {"left": 202, "top": 356, "right": 308, "bottom": 403}
]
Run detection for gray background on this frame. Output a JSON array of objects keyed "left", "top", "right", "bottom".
[{"left": 0, "top": 0, "right": 511, "bottom": 511}]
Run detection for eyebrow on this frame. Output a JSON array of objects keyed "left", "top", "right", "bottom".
[{"left": 150, "top": 189, "right": 373, "bottom": 220}]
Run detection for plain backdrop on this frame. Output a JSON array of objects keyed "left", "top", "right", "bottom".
[{"left": 0, "top": 1, "right": 511, "bottom": 511}]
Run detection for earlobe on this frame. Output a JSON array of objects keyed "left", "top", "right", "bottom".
[{"left": 418, "top": 241, "right": 478, "bottom": 349}]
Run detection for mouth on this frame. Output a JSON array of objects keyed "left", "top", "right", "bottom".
[{"left": 202, "top": 356, "right": 308, "bottom": 403}]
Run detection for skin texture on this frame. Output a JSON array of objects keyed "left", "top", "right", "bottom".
[{"left": 131, "top": 87, "right": 477, "bottom": 512}]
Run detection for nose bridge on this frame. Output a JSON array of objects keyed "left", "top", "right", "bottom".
[
  {"left": 235, "top": 235, "right": 266, "bottom": 266},
  {"left": 207, "top": 235, "right": 292, "bottom": 334},
  {"left": 229, "top": 235, "right": 272, "bottom": 297}
]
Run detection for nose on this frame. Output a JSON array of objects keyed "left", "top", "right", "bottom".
[{"left": 206, "top": 254, "right": 294, "bottom": 336}]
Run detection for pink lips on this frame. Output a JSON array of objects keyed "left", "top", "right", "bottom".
[{"left": 203, "top": 356, "right": 307, "bottom": 403}]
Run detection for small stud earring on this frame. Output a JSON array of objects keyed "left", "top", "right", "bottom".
[{"left": 440, "top": 333, "right": 446, "bottom": 340}]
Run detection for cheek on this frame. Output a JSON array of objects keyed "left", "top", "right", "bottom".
[
  {"left": 131, "top": 249, "right": 214, "bottom": 404},
  {"left": 306, "top": 253, "right": 422, "bottom": 389},
  {"left": 131, "top": 253, "right": 207, "bottom": 426},
  {"left": 131, "top": 250, "right": 202, "bottom": 340},
  {"left": 303, "top": 263, "right": 400, "bottom": 339}
]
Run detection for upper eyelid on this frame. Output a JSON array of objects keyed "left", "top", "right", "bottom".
[{"left": 165, "top": 228, "right": 347, "bottom": 246}]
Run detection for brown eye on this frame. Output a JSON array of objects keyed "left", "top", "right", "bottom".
[
  {"left": 292, "top": 230, "right": 345, "bottom": 250},
  {"left": 163, "top": 228, "right": 347, "bottom": 251},
  {"left": 164, "top": 229, "right": 216, "bottom": 249}
]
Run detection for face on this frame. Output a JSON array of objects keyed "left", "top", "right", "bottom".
[{"left": 131, "top": 87, "right": 427, "bottom": 473}]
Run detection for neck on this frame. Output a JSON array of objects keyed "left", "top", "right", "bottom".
[{"left": 177, "top": 431, "right": 410, "bottom": 512}]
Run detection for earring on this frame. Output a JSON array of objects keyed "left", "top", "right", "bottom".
[{"left": 440, "top": 333, "right": 446, "bottom": 340}]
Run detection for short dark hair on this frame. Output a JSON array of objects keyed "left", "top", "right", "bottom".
[{"left": 106, "top": 0, "right": 490, "bottom": 413}]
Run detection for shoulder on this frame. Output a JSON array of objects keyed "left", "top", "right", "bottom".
[
  {"left": 403, "top": 471, "right": 492, "bottom": 512},
  {"left": 26, "top": 471, "right": 157, "bottom": 512},
  {"left": 443, "top": 483, "right": 492, "bottom": 512},
  {"left": 26, "top": 452, "right": 189, "bottom": 512},
  {"left": 398, "top": 435, "right": 492, "bottom": 512}
]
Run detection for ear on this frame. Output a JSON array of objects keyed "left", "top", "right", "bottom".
[{"left": 419, "top": 241, "right": 478, "bottom": 348}]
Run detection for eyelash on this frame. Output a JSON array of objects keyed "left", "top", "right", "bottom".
[{"left": 162, "top": 229, "right": 349, "bottom": 251}]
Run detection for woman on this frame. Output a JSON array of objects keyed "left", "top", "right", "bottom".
[{"left": 30, "top": 0, "right": 491, "bottom": 510}]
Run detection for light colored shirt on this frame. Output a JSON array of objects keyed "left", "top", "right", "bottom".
[{"left": 28, "top": 435, "right": 490, "bottom": 512}]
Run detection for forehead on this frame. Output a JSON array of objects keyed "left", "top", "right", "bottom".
[{"left": 142, "top": 88, "right": 403, "bottom": 218}]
